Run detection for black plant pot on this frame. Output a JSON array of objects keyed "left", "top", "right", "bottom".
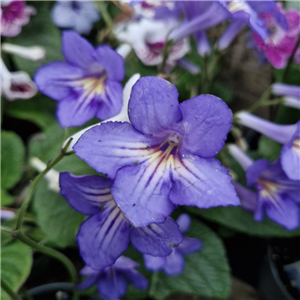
[{"left": 259, "top": 238, "right": 300, "bottom": 300}]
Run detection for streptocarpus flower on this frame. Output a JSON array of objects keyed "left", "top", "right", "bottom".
[
  {"left": 59, "top": 172, "right": 183, "bottom": 270},
  {"left": 0, "top": 0, "right": 35, "bottom": 37},
  {"left": 2, "top": 43, "right": 45, "bottom": 62},
  {"left": 130, "top": 0, "right": 180, "bottom": 20},
  {"left": 114, "top": 18, "right": 189, "bottom": 69},
  {"left": 34, "top": 31, "right": 125, "bottom": 128},
  {"left": 74, "top": 76, "right": 240, "bottom": 227},
  {"left": 216, "top": 1, "right": 280, "bottom": 51},
  {"left": 77, "top": 256, "right": 148, "bottom": 300},
  {"left": 1, "top": 58, "right": 37, "bottom": 101},
  {"left": 236, "top": 111, "right": 300, "bottom": 181},
  {"left": 144, "top": 213, "right": 202, "bottom": 276},
  {"left": 228, "top": 145, "right": 300, "bottom": 230},
  {"left": 272, "top": 83, "right": 300, "bottom": 110},
  {"left": 51, "top": 1, "right": 100, "bottom": 35},
  {"left": 252, "top": 4, "right": 300, "bottom": 69}
]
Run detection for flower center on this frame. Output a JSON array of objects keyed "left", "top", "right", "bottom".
[
  {"left": 2, "top": 1, "right": 25, "bottom": 22},
  {"left": 292, "top": 138, "right": 300, "bottom": 155},
  {"left": 159, "top": 132, "right": 181, "bottom": 155},
  {"left": 227, "top": 1, "right": 251, "bottom": 14},
  {"left": 257, "top": 179, "right": 281, "bottom": 202}
]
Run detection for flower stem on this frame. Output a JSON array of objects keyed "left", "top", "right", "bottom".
[
  {"left": 160, "top": 39, "right": 173, "bottom": 73},
  {"left": 97, "top": 1, "right": 113, "bottom": 32},
  {"left": 1, "top": 226, "right": 79, "bottom": 300},
  {"left": 15, "top": 139, "right": 73, "bottom": 230},
  {"left": 1, "top": 278, "right": 22, "bottom": 300},
  {"left": 245, "top": 87, "right": 271, "bottom": 114}
]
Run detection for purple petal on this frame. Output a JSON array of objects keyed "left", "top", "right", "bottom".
[
  {"left": 80, "top": 265, "right": 98, "bottom": 276},
  {"left": 246, "top": 159, "right": 270, "bottom": 186},
  {"left": 123, "top": 269, "right": 148, "bottom": 290},
  {"left": 281, "top": 124, "right": 300, "bottom": 181},
  {"left": 77, "top": 202, "right": 130, "bottom": 270},
  {"left": 178, "top": 237, "right": 202, "bottom": 255},
  {"left": 74, "top": 122, "right": 155, "bottom": 178},
  {"left": 59, "top": 172, "right": 113, "bottom": 216},
  {"left": 98, "top": 271, "right": 127, "bottom": 300},
  {"left": 179, "top": 95, "right": 232, "bottom": 158},
  {"left": 95, "top": 80, "right": 123, "bottom": 121},
  {"left": 163, "top": 249, "right": 185, "bottom": 276},
  {"left": 272, "top": 83, "right": 300, "bottom": 99},
  {"left": 77, "top": 274, "right": 98, "bottom": 290},
  {"left": 265, "top": 196, "right": 300, "bottom": 230},
  {"left": 194, "top": 31, "right": 211, "bottom": 56},
  {"left": 34, "top": 62, "right": 85, "bottom": 101},
  {"left": 176, "top": 213, "right": 191, "bottom": 233},
  {"left": 111, "top": 156, "right": 175, "bottom": 227},
  {"left": 143, "top": 254, "right": 166, "bottom": 271},
  {"left": 232, "top": 181, "right": 258, "bottom": 212},
  {"left": 56, "top": 95, "right": 97, "bottom": 127},
  {"left": 169, "top": 2, "right": 230, "bottom": 42},
  {"left": 62, "top": 31, "right": 97, "bottom": 72},
  {"left": 113, "top": 256, "right": 139, "bottom": 270},
  {"left": 170, "top": 155, "right": 240, "bottom": 208},
  {"left": 94, "top": 45, "right": 125, "bottom": 81},
  {"left": 128, "top": 77, "right": 182, "bottom": 138},
  {"left": 130, "top": 217, "right": 182, "bottom": 256}
]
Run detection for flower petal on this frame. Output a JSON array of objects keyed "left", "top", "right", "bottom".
[
  {"left": 170, "top": 155, "right": 240, "bottom": 208},
  {"left": 111, "top": 154, "right": 176, "bottom": 227},
  {"left": 246, "top": 159, "right": 270, "bottom": 186},
  {"left": 95, "top": 80, "right": 123, "bottom": 120},
  {"left": 56, "top": 95, "right": 97, "bottom": 127},
  {"left": 34, "top": 62, "right": 85, "bottom": 101},
  {"left": 77, "top": 274, "right": 98, "bottom": 290},
  {"left": 59, "top": 172, "right": 113, "bottom": 216},
  {"left": 74, "top": 122, "right": 155, "bottom": 178},
  {"left": 94, "top": 45, "right": 125, "bottom": 81},
  {"left": 98, "top": 271, "right": 127, "bottom": 300},
  {"left": 123, "top": 269, "right": 148, "bottom": 290},
  {"left": 233, "top": 181, "right": 258, "bottom": 212},
  {"left": 179, "top": 95, "right": 232, "bottom": 158},
  {"left": 178, "top": 237, "right": 203, "bottom": 255},
  {"left": 265, "top": 196, "right": 299, "bottom": 230},
  {"left": 176, "top": 213, "right": 191, "bottom": 233},
  {"left": 77, "top": 202, "right": 130, "bottom": 270},
  {"left": 143, "top": 254, "right": 166, "bottom": 271},
  {"left": 129, "top": 77, "right": 182, "bottom": 138},
  {"left": 113, "top": 256, "right": 139, "bottom": 270},
  {"left": 130, "top": 217, "right": 182, "bottom": 256},
  {"left": 163, "top": 249, "right": 185, "bottom": 276},
  {"left": 62, "top": 31, "right": 97, "bottom": 72}
]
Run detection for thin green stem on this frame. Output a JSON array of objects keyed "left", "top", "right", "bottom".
[
  {"left": 201, "top": 55, "right": 209, "bottom": 93},
  {"left": 160, "top": 39, "right": 173, "bottom": 73},
  {"left": 1, "top": 278, "right": 22, "bottom": 300},
  {"left": 1, "top": 227, "right": 79, "bottom": 300},
  {"left": 246, "top": 87, "right": 272, "bottom": 114},
  {"left": 15, "top": 140, "right": 73, "bottom": 230},
  {"left": 283, "top": 35, "right": 300, "bottom": 82},
  {"left": 97, "top": 1, "right": 113, "bottom": 32}
]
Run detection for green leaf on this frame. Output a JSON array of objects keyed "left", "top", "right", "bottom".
[
  {"left": 200, "top": 206, "right": 300, "bottom": 237},
  {"left": 149, "top": 219, "right": 231, "bottom": 300},
  {"left": 212, "top": 81, "right": 233, "bottom": 104},
  {"left": 4, "top": 95, "right": 56, "bottom": 129},
  {"left": 1, "top": 131, "right": 25, "bottom": 189},
  {"left": 1, "top": 240, "right": 33, "bottom": 299},
  {"left": 258, "top": 135, "right": 281, "bottom": 162},
  {"left": 1, "top": 189, "right": 14, "bottom": 206},
  {"left": 7, "top": 6, "right": 62, "bottom": 77},
  {"left": 29, "top": 121, "right": 98, "bottom": 175},
  {"left": 33, "top": 179, "right": 84, "bottom": 248}
]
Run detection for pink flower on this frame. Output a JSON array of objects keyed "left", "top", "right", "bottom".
[
  {"left": 1, "top": 0, "right": 36, "bottom": 37},
  {"left": 252, "top": 5, "right": 300, "bottom": 69}
]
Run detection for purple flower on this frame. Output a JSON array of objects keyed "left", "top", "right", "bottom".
[
  {"left": 77, "top": 256, "right": 148, "bottom": 300},
  {"left": 236, "top": 111, "right": 300, "bottom": 181},
  {"left": 252, "top": 4, "right": 300, "bottom": 69},
  {"left": 144, "top": 214, "right": 202, "bottom": 276},
  {"left": 59, "top": 172, "right": 182, "bottom": 270},
  {"left": 169, "top": 1, "right": 231, "bottom": 42},
  {"left": 228, "top": 145, "right": 300, "bottom": 230},
  {"left": 51, "top": 1, "right": 100, "bottom": 35},
  {"left": 34, "top": 31, "right": 125, "bottom": 128},
  {"left": 1, "top": 0, "right": 35, "bottom": 37},
  {"left": 74, "top": 76, "right": 240, "bottom": 228},
  {"left": 272, "top": 83, "right": 300, "bottom": 110},
  {"left": 216, "top": 1, "right": 280, "bottom": 51}
]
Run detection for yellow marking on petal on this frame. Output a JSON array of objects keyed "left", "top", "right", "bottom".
[
  {"left": 227, "top": 1, "right": 251, "bottom": 14},
  {"left": 75, "top": 75, "right": 107, "bottom": 97},
  {"left": 292, "top": 138, "right": 300, "bottom": 155}
]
